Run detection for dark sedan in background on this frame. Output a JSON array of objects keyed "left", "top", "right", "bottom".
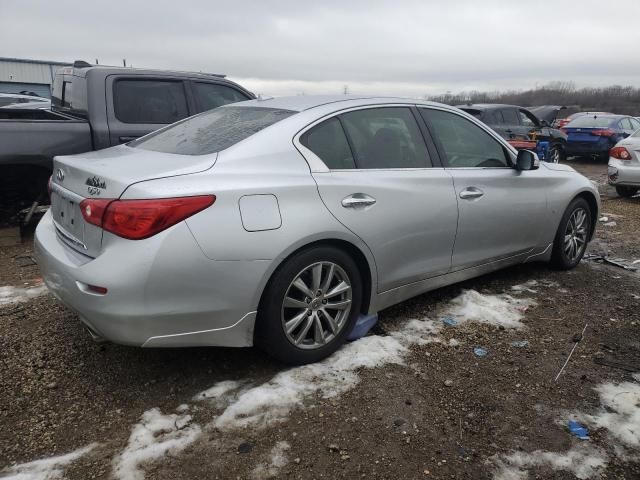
[
  {"left": 563, "top": 114, "right": 640, "bottom": 160},
  {"left": 458, "top": 104, "right": 568, "bottom": 162}
]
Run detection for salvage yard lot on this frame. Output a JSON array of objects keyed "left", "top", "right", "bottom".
[{"left": 1, "top": 159, "right": 639, "bottom": 479}]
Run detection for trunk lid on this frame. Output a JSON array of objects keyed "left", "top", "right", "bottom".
[
  {"left": 50, "top": 144, "right": 216, "bottom": 257},
  {"left": 564, "top": 127, "right": 605, "bottom": 144}
]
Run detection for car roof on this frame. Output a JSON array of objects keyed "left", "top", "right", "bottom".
[
  {"left": 233, "top": 95, "right": 446, "bottom": 112},
  {"left": 457, "top": 103, "right": 523, "bottom": 110}
]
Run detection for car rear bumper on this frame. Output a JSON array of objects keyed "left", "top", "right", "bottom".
[
  {"left": 608, "top": 159, "right": 640, "bottom": 186},
  {"left": 34, "top": 210, "right": 269, "bottom": 348}
]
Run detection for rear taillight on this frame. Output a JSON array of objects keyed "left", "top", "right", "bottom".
[
  {"left": 80, "top": 199, "right": 113, "bottom": 227},
  {"left": 80, "top": 195, "right": 215, "bottom": 240},
  {"left": 610, "top": 146, "right": 632, "bottom": 160},
  {"left": 591, "top": 129, "right": 616, "bottom": 137},
  {"left": 557, "top": 119, "right": 570, "bottom": 128}
]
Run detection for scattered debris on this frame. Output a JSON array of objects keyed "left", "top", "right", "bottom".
[
  {"left": 442, "top": 316, "right": 458, "bottom": 327},
  {"left": 444, "top": 379, "right": 454, "bottom": 387},
  {"left": 568, "top": 420, "right": 589, "bottom": 440},
  {"left": 347, "top": 313, "right": 379, "bottom": 341},
  {"left": 583, "top": 254, "right": 638, "bottom": 272},
  {"left": 511, "top": 340, "right": 529, "bottom": 348},
  {"left": 473, "top": 347, "right": 488, "bottom": 358},
  {"left": 555, "top": 323, "right": 588, "bottom": 382},
  {"left": 238, "top": 442, "right": 253, "bottom": 454}
]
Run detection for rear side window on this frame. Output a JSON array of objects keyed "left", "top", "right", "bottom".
[
  {"left": 114, "top": 79, "right": 189, "bottom": 124},
  {"left": 193, "top": 82, "right": 249, "bottom": 112},
  {"left": 421, "top": 108, "right": 510, "bottom": 168},
  {"left": 340, "top": 107, "right": 431, "bottom": 169},
  {"left": 501, "top": 109, "right": 519, "bottom": 125},
  {"left": 131, "top": 106, "right": 295, "bottom": 155},
  {"left": 300, "top": 117, "right": 355, "bottom": 169},
  {"left": 620, "top": 118, "right": 633, "bottom": 130},
  {"left": 631, "top": 118, "right": 640, "bottom": 131}
]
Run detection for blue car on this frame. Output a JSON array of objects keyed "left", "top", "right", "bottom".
[{"left": 563, "top": 114, "right": 640, "bottom": 160}]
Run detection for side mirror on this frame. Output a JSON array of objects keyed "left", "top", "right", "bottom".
[
  {"left": 516, "top": 149, "right": 540, "bottom": 171},
  {"left": 622, "top": 132, "right": 630, "bottom": 138}
]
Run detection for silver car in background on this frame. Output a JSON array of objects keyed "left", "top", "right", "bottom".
[
  {"left": 608, "top": 129, "right": 640, "bottom": 197},
  {"left": 35, "top": 96, "right": 599, "bottom": 364}
]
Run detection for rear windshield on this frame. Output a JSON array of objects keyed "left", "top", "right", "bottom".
[
  {"left": 130, "top": 106, "right": 295, "bottom": 155},
  {"left": 567, "top": 116, "right": 615, "bottom": 128}
]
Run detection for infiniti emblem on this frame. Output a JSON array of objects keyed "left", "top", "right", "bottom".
[{"left": 56, "top": 169, "right": 64, "bottom": 181}]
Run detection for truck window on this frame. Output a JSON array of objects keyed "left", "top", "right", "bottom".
[
  {"left": 114, "top": 79, "right": 189, "bottom": 124},
  {"left": 193, "top": 82, "right": 249, "bottom": 112}
]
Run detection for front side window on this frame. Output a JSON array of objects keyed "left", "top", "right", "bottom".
[
  {"left": 193, "top": 82, "right": 249, "bottom": 112},
  {"left": 421, "top": 109, "right": 510, "bottom": 168},
  {"left": 114, "top": 79, "right": 189, "bottom": 124},
  {"left": 131, "top": 106, "right": 295, "bottom": 155},
  {"left": 340, "top": 107, "right": 431, "bottom": 169},
  {"left": 300, "top": 117, "right": 355, "bottom": 169}
]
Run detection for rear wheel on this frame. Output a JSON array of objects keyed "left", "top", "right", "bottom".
[
  {"left": 255, "top": 246, "right": 362, "bottom": 365},
  {"left": 551, "top": 197, "right": 592, "bottom": 270},
  {"left": 615, "top": 186, "right": 638, "bottom": 198}
]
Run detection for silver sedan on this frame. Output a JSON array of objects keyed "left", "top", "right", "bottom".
[
  {"left": 608, "top": 130, "right": 640, "bottom": 197},
  {"left": 35, "top": 96, "right": 599, "bottom": 364}
]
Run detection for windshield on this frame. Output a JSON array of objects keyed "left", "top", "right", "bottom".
[
  {"left": 566, "top": 116, "right": 615, "bottom": 128},
  {"left": 131, "top": 106, "right": 296, "bottom": 155}
]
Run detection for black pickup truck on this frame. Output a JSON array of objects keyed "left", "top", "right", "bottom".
[{"left": 0, "top": 61, "right": 254, "bottom": 223}]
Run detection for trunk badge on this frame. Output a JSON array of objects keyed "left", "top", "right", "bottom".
[
  {"left": 56, "top": 169, "right": 64, "bottom": 181},
  {"left": 85, "top": 176, "right": 106, "bottom": 195}
]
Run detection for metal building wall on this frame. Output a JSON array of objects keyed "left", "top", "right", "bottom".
[{"left": 0, "top": 57, "right": 71, "bottom": 98}]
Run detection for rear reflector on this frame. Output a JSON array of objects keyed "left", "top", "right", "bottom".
[
  {"left": 87, "top": 285, "right": 108, "bottom": 295},
  {"left": 81, "top": 195, "right": 215, "bottom": 240},
  {"left": 610, "top": 146, "right": 632, "bottom": 160}
]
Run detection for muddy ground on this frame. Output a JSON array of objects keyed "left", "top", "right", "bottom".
[{"left": 1, "top": 158, "right": 639, "bottom": 479}]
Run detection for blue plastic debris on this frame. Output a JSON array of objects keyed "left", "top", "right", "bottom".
[
  {"left": 511, "top": 340, "right": 529, "bottom": 348},
  {"left": 442, "top": 316, "right": 458, "bottom": 327},
  {"left": 568, "top": 420, "right": 589, "bottom": 440},
  {"left": 347, "top": 313, "right": 379, "bottom": 341},
  {"left": 473, "top": 347, "right": 488, "bottom": 357}
]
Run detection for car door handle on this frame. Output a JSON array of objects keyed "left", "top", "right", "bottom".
[
  {"left": 459, "top": 187, "right": 484, "bottom": 200},
  {"left": 341, "top": 193, "right": 377, "bottom": 209}
]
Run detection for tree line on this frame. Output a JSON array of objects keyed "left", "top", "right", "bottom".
[{"left": 429, "top": 82, "right": 640, "bottom": 115}]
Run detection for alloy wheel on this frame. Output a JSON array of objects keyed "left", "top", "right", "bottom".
[
  {"left": 563, "top": 207, "right": 588, "bottom": 262},
  {"left": 281, "top": 261, "right": 352, "bottom": 349}
]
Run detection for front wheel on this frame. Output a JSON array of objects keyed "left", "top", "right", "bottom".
[
  {"left": 551, "top": 198, "right": 592, "bottom": 270},
  {"left": 255, "top": 246, "right": 362, "bottom": 365},
  {"left": 616, "top": 186, "right": 638, "bottom": 198},
  {"left": 547, "top": 143, "right": 565, "bottom": 163}
]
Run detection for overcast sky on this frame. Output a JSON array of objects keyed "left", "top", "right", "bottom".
[{"left": 2, "top": 0, "right": 639, "bottom": 97}]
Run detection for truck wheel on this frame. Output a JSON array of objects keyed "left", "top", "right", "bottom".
[
  {"left": 551, "top": 198, "right": 592, "bottom": 270},
  {"left": 616, "top": 186, "right": 638, "bottom": 198},
  {"left": 255, "top": 246, "right": 362, "bottom": 365}
]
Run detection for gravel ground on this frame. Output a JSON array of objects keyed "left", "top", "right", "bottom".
[{"left": 1, "top": 158, "right": 639, "bottom": 479}]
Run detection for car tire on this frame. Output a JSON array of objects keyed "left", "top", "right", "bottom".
[
  {"left": 615, "top": 186, "right": 638, "bottom": 198},
  {"left": 548, "top": 143, "right": 565, "bottom": 163},
  {"left": 550, "top": 197, "right": 592, "bottom": 270},
  {"left": 255, "top": 246, "right": 363, "bottom": 365}
]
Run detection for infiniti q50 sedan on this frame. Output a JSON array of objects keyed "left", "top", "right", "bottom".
[{"left": 35, "top": 96, "right": 599, "bottom": 365}]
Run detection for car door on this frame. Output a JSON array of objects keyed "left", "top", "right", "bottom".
[
  {"left": 298, "top": 106, "right": 459, "bottom": 292},
  {"left": 500, "top": 107, "right": 527, "bottom": 140},
  {"left": 420, "top": 107, "right": 548, "bottom": 271},
  {"left": 105, "top": 76, "right": 193, "bottom": 146}
]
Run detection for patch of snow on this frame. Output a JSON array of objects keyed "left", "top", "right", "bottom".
[
  {"left": 603, "top": 221, "right": 617, "bottom": 227},
  {"left": 250, "top": 441, "right": 290, "bottom": 479},
  {"left": 0, "top": 284, "right": 48, "bottom": 306},
  {"left": 211, "top": 333, "right": 414, "bottom": 431},
  {"left": 0, "top": 443, "right": 97, "bottom": 480},
  {"left": 444, "top": 290, "right": 536, "bottom": 329},
  {"left": 583, "top": 381, "right": 640, "bottom": 451},
  {"left": 112, "top": 407, "right": 201, "bottom": 480},
  {"left": 448, "top": 338, "right": 460, "bottom": 347},
  {"left": 492, "top": 444, "right": 607, "bottom": 480},
  {"left": 511, "top": 280, "right": 538, "bottom": 294},
  {"left": 192, "top": 379, "right": 247, "bottom": 407}
]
